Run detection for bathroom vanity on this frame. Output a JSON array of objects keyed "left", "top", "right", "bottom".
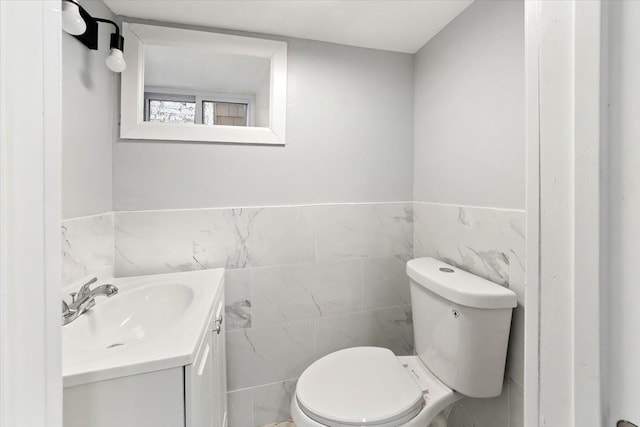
[{"left": 62, "top": 269, "right": 226, "bottom": 427}]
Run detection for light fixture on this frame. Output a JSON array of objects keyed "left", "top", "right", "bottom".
[
  {"left": 61, "top": 0, "right": 126, "bottom": 73},
  {"left": 105, "top": 33, "right": 126, "bottom": 72},
  {"left": 61, "top": 0, "right": 86, "bottom": 35}
]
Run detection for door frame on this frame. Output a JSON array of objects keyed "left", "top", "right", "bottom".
[
  {"left": 0, "top": 1, "right": 62, "bottom": 427},
  {"left": 524, "top": 1, "right": 605, "bottom": 426}
]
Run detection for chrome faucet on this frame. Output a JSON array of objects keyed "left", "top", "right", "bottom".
[{"left": 62, "top": 277, "right": 118, "bottom": 325}]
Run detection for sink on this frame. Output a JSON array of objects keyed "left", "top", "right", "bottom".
[
  {"left": 63, "top": 269, "right": 225, "bottom": 388},
  {"left": 64, "top": 283, "right": 194, "bottom": 351}
]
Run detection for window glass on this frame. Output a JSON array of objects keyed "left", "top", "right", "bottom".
[
  {"left": 148, "top": 99, "right": 196, "bottom": 123},
  {"left": 202, "top": 101, "right": 248, "bottom": 126}
]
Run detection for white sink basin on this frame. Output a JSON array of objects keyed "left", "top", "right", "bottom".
[
  {"left": 62, "top": 269, "right": 225, "bottom": 388},
  {"left": 64, "top": 283, "right": 194, "bottom": 351}
]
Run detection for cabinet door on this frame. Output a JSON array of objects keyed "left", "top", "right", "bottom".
[
  {"left": 64, "top": 368, "right": 185, "bottom": 427},
  {"left": 186, "top": 283, "right": 227, "bottom": 427},
  {"left": 186, "top": 330, "right": 215, "bottom": 427},
  {"left": 211, "top": 298, "right": 227, "bottom": 426}
]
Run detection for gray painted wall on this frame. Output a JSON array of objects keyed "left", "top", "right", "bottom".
[
  {"left": 413, "top": 0, "right": 525, "bottom": 209},
  {"left": 113, "top": 34, "right": 414, "bottom": 211},
  {"left": 62, "top": 0, "right": 115, "bottom": 219},
  {"left": 412, "top": 2, "right": 525, "bottom": 426}
]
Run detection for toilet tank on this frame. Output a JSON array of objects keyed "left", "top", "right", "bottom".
[{"left": 406, "top": 257, "right": 517, "bottom": 398}]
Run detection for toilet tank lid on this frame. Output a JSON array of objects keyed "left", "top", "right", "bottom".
[{"left": 406, "top": 257, "right": 517, "bottom": 309}]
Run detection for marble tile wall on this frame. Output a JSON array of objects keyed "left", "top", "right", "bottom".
[
  {"left": 112, "top": 202, "right": 414, "bottom": 426},
  {"left": 61, "top": 212, "right": 114, "bottom": 287},
  {"left": 61, "top": 202, "right": 525, "bottom": 427},
  {"left": 413, "top": 202, "right": 525, "bottom": 427}
]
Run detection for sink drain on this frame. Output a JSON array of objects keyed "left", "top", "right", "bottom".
[{"left": 107, "top": 343, "right": 124, "bottom": 349}]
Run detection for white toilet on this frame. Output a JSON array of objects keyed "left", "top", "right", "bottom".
[{"left": 291, "top": 257, "right": 517, "bottom": 427}]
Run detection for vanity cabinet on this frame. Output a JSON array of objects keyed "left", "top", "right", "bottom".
[{"left": 63, "top": 280, "right": 227, "bottom": 427}]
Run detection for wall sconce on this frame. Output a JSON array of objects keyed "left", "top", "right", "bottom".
[{"left": 61, "top": 0, "right": 126, "bottom": 73}]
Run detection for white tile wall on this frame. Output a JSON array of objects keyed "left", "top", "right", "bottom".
[
  {"left": 62, "top": 212, "right": 114, "bottom": 287},
  {"left": 193, "top": 207, "right": 315, "bottom": 270},
  {"left": 227, "top": 388, "right": 253, "bottom": 427},
  {"left": 449, "top": 401, "right": 477, "bottom": 427},
  {"left": 314, "top": 203, "right": 413, "bottom": 261},
  {"left": 250, "top": 261, "right": 363, "bottom": 326},
  {"left": 225, "top": 269, "right": 252, "bottom": 330},
  {"left": 450, "top": 379, "right": 523, "bottom": 427},
  {"left": 226, "top": 320, "right": 316, "bottom": 390},
  {"left": 63, "top": 202, "right": 414, "bottom": 426},
  {"left": 115, "top": 210, "right": 193, "bottom": 276},
  {"left": 252, "top": 380, "right": 297, "bottom": 426},
  {"left": 509, "top": 379, "right": 524, "bottom": 427},
  {"left": 413, "top": 202, "right": 525, "bottom": 427},
  {"left": 61, "top": 201, "right": 525, "bottom": 427},
  {"left": 459, "top": 385, "right": 510, "bottom": 427},
  {"left": 227, "top": 380, "right": 298, "bottom": 427},
  {"left": 219, "top": 203, "right": 413, "bottom": 425},
  {"left": 414, "top": 202, "right": 525, "bottom": 304},
  {"left": 315, "top": 305, "right": 413, "bottom": 358},
  {"left": 363, "top": 256, "right": 411, "bottom": 310},
  {"left": 64, "top": 202, "right": 410, "bottom": 426}
]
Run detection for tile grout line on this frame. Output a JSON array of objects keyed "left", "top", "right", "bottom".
[{"left": 228, "top": 376, "right": 300, "bottom": 394}]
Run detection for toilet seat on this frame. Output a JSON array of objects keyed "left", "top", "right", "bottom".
[
  {"left": 296, "top": 347, "right": 424, "bottom": 426},
  {"left": 292, "top": 347, "right": 462, "bottom": 427}
]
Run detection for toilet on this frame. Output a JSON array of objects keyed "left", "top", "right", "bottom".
[{"left": 291, "top": 257, "right": 517, "bottom": 427}]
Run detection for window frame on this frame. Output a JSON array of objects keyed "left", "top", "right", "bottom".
[{"left": 121, "top": 23, "right": 287, "bottom": 145}]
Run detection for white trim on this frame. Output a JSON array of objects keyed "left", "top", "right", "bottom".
[
  {"left": 43, "top": 0, "right": 63, "bottom": 424},
  {"left": 598, "top": 2, "right": 610, "bottom": 425},
  {"left": 62, "top": 211, "right": 114, "bottom": 223},
  {"left": 0, "top": 1, "right": 62, "bottom": 427},
  {"left": 90, "top": 201, "right": 518, "bottom": 217},
  {"left": 120, "top": 23, "right": 287, "bottom": 145},
  {"left": 413, "top": 200, "right": 526, "bottom": 213},
  {"left": 538, "top": 2, "right": 576, "bottom": 424},
  {"left": 524, "top": 2, "right": 541, "bottom": 424},
  {"left": 109, "top": 201, "right": 415, "bottom": 215},
  {"left": 526, "top": 1, "right": 605, "bottom": 425},
  {"left": 573, "top": 2, "right": 604, "bottom": 424}
]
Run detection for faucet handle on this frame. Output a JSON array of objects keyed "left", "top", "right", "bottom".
[
  {"left": 76, "top": 277, "right": 98, "bottom": 300},
  {"left": 61, "top": 300, "right": 74, "bottom": 325},
  {"left": 77, "top": 297, "right": 95, "bottom": 315},
  {"left": 69, "top": 292, "right": 77, "bottom": 303}
]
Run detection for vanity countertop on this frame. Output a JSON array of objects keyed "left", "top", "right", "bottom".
[{"left": 62, "top": 268, "right": 225, "bottom": 388}]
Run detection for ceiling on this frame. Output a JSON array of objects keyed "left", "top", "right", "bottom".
[{"left": 103, "top": 0, "right": 474, "bottom": 54}]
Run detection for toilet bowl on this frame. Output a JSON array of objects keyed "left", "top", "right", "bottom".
[
  {"left": 291, "top": 257, "right": 518, "bottom": 427},
  {"left": 291, "top": 347, "right": 462, "bottom": 427}
]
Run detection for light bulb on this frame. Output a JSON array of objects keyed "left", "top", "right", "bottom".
[
  {"left": 61, "top": 1, "right": 86, "bottom": 36},
  {"left": 105, "top": 48, "right": 126, "bottom": 73}
]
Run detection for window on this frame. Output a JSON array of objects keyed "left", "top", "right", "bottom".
[
  {"left": 144, "top": 89, "right": 254, "bottom": 127},
  {"left": 202, "top": 101, "right": 248, "bottom": 126},
  {"left": 122, "top": 23, "right": 286, "bottom": 144},
  {"left": 147, "top": 99, "right": 196, "bottom": 124},
  {"left": 145, "top": 92, "right": 197, "bottom": 124}
]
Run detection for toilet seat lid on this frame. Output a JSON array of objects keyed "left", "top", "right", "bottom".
[{"left": 296, "top": 347, "right": 424, "bottom": 426}]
